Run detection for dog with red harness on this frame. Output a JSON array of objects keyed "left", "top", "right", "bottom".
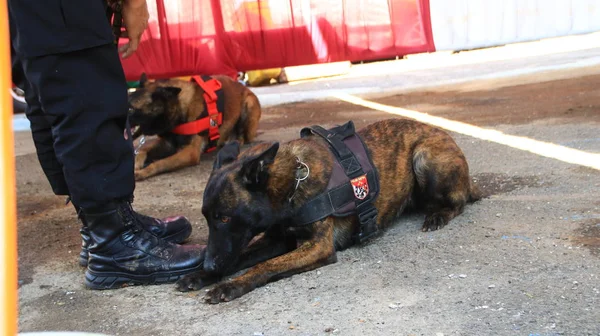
[{"left": 128, "top": 73, "right": 262, "bottom": 181}]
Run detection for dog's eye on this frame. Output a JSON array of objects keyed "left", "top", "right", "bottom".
[{"left": 220, "top": 216, "right": 231, "bottom": 223}]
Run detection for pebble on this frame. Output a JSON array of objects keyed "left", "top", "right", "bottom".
[
  {"left": 253, "top": 332, "right": 264, "bottom": 336},
  {"left": 317, "top": 271, "right": 322, "bottom": 276},
  {"left": 436, "top": 333, "right": 445, "bottom": 336},
  {"left": 496, "top": 213, "right": 502, "bottom": 217},
  {"left": 488, "top": 284, "right": 496, "bottom": 288},
  {"left": 459, "top": 274, "right": 467, "bottom": 278},
  {"left": 388, "top": 303, "right": 399, "bottom": 309}
]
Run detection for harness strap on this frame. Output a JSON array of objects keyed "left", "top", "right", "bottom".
[
  {"left": 294, "top": 121, "right": 380, "bottom": 244},
  {"left": 300, "top": 123, "right": 364, "bottom": 178},
  {"left": 290, "top": 169, "right": 378, "bottom": 226},
  {"left": 170, "top": 76, "right": 223, "bottom": 146}
]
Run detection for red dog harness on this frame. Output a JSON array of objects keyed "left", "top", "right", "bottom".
[{"left": 171, "top": 75, "right": 224, "bottom": 152}]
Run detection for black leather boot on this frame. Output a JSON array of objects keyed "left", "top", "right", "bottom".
[
  {"left": 82, "top": 201, "right": 204, "bottom": 290},
  {"left": 75, "top": 201, "right": 193, "bottom": 267}
]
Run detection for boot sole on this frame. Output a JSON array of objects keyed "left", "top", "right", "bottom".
[
  {"left": 84, "top": 264, "right": 202, "bottom": 290},
  {"left": 78, "top": 225, "right": 193, "bottom": 268}
]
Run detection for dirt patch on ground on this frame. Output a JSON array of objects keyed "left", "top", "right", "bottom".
[
  {"left": 571, "top": 219, "right": 600, "bottom": 257},
  {"left": 373, "top": 74, "right": 600, "bottom": 126},
  {"left": 472, "top": 173, "right": 550, "bottom": 198},
  {"left": 255, "top": 75, "right": 600, "bottom": 132}
]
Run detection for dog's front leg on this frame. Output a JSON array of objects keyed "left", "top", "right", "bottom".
[
  {"left": 135, "top": 136, "right": 204, "bottom": 181},
  {"left": 204, "top": 219, "right": 337, "bottom": 304},
  {"left": 175, "top": 237, "right": 293, "bottom": 292},
  {"left": 176, "top": 228, "right": 296, "bottom": 292},
  {"left": 134, "top": 138, "right": 161, "bottom": 170}
]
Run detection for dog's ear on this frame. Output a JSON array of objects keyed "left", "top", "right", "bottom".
[
  {"left": 240, "top": 142, "right": 279, "bottom": 189},
  {"left": 139, "top": 73, "right": 148, "bottom": 87},
  {"left": 151, "top": 86, "right": 182, "bottom": 101},
  {"left": 214, "top": 141, "right": 240, "bottom": 169}
]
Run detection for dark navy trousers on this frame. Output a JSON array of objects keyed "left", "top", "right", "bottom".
[
  {"left": 19, "top": 44, "right": 136, "bottom": 209},
  {"left": 9, "top": 0, "right": 136, "bottom": 209}
]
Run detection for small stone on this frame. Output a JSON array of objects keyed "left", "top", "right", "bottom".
[
  {"left": 488, "top": 284, "right": 496, "bottom": 288},
  {"left": 496, "top": 213, "right": 502, "bottom": 217},
  {"left": 324, "top": 327, "right": 335, "bottom": 333},
  {"left": 448, "top": 274, "right": 455, "bottom": 278},
  {"left": 389, "top": 303, "right": 399, "bottom": 309},
  {"left": 572, "top": 281, "right": 578, "bottom": 285},
  {"left": 459, "top": 274, "right": 467, "bottom": 278},
  {"left": 332, "top": 330, "right": 340, "bottom": 334},
  {"left": 289, "top": 326, "right": 295, "bottom": 330},
  {"left": 317, "top": 271, "right": 322, "bottom": 276},
  {"left": 253, "top": 332, "right": 264, "bottom": 336},
  {"left": 436, "top": 333, "right": 445, "bottom": 336}
]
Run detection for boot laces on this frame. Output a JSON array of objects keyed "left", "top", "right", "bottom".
[{"left": 118, "top": 201, "right": 171, "bottom": 250}]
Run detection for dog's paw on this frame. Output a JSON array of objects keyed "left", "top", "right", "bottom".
[
  {"left": 204, "top": 280, "right": 250, "bottom": 304},
  {"left": 422, "top": 213, "right": 448, "bottom": 232},
  {"left": 134, "top": 169, "right": 150, "bottom": 181},
  {"left": 175, "top": 272, "right": 208, "bottom": 292},
  {"left": 134, "top": 154, "right": 147, "bottom": 170}
]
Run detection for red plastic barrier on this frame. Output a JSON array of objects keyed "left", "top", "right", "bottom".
[{"left": 119, "top": 0, "right": 435, "bottom": 81}]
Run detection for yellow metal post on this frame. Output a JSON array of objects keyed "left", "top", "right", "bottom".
[{"left": 0, "top": 0, "right": 18, "bottom": 334}]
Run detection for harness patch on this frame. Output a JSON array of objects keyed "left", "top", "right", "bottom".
[{"left": 350, "top": 174, "right": 369, "bottom": 200}]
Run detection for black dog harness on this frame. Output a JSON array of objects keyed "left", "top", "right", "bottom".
[{"left": 291, "top": 121, "right": 380, "bottom": 244}]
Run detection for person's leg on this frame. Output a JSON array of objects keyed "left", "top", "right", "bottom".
[
  {"left": 23, "top": 46, "right": 134, "bottom": 207},
  {"left": 21, "top": 44, "right": 204, "bottom": 288},
  {"left": 14, "top": 41, "right": 194, "bottom": 267}
]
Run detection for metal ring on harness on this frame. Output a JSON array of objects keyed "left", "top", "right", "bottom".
[{"left": 288, "top": 158, "right": 310, "bottom": 203}]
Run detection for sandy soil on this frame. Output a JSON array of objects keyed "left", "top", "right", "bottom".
[{"left": 16, "top": 74, "right": 600, "bottom": 335}]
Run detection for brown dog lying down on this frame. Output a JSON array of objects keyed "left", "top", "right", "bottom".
[
  {"left": 176, "top": 118, "right": 481, "bottom": 303},
  {"left": 127, "top": 74, "right": 262, "bottom": 181}
]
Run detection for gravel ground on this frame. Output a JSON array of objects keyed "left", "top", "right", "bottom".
[{"left": 15, "top": 73, "right": 600, "bottom": 336}]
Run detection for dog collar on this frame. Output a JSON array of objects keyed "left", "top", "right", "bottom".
[{"left": 287, "top": 157, "right": 310, "bottom": 203}]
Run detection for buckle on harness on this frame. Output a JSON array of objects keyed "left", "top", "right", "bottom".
[{"left": 354, "top": 204, "right": 379, "bottom": 244}]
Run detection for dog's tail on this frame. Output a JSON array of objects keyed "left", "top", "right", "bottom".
[
  {"left": 467, "top": 179, "right": 482, "bottom": 203},
  {"left": 242, "top": 91, "right": 262, "bottom": 143}
]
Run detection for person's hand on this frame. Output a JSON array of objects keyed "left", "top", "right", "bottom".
[{"left": 119, "top": 0, "right": 149, "bottom": 59}]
